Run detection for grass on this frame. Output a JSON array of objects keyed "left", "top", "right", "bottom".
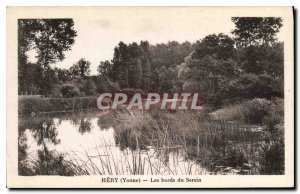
[
  {"left": 110, "top": 109, "right": 284, "bottom": 175},
  {"left": 18, "top": 96, "right": 98, "bottom": 116},
  {"left": 210, "top": 98, "right": 283, "bottom": 125},
  {"left": 19, "top": 141, "right": 206, "bottom": 176}
]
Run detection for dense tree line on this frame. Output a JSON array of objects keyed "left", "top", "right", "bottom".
[
  {"left": 97, "top": 40, "right": 195, "bottom": 92},
  {"left": 18, "top": 17, "right": 284, "bottom": 107}
]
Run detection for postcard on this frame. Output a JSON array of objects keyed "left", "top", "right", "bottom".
[{"left": 7, "top": 6, "right": 294, "bottom": 188}]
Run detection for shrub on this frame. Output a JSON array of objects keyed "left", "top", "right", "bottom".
[
  {"left": 242, "top": 98, "right": 272, "bottom": 124},
  {"left": 263, "top": 98, "right": 284, "bottom": 132},
  {"left": 60, "top": 84, "right": 80, "bottom": 98},
  {"left": 93, "top": 76, "right": 120, "bottom": 92},
  {"left": 50, "top": 84, "right": 63, "bottom": 98},
  {"left": 73, "top": 79, "right": 97, "bottom": 96},
  {"left": 228, "top": 73, "right": 283, "bottom": 101},
  {"left": 211, "top": 98, "right": 273, "bottom": 124}
]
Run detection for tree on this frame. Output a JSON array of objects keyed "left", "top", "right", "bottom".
[
  {"left": 157, "top": 66, "right": 180, "bottom": 92},
  {"left": 185, "top": 34, "right": 238, "bottom": 101},
  {"left": 227, "top": 73, "right": 283, "bottom": 100},
  {"left": 24, "top": 19, "right": 77, "bottom": 69},
  {"left": 147, "top": 41, "right": 195, "bottom": 90},
  {"left": 192, "top": 33, "right": 235, "bottom": 60},
  {"left": 18, "top": 20, "right": 34, "bottom": 67},
  {"left": 231, "top": 17, "right": 283, "bottom": 47},
  {"left": 18, "top": 63, "right": 42, "bottom": 94},
  {"left": 140, "top": 41, "right": 151, "bottom": 90},
  {"left": 18, "top": 19, "right": 77, "bottom": 95},
  {"left": 91, "top": 75, "right": 119, "bottom": 92},
  {"left": 18, "top": 19, "right": 77, "bottom": 71},
  {"left": 128, "top": 42, "right": 143, "bottom": 88},
  {"left": 263, "top": 42, "right": 284, "bottom": 78},
  {"left": 55, "top": 68, "right": 71, "bottom": 82},
  {"left": 79, "top": 78, "right": 96, "bottom": 96},
  {"left": 238, "top": 42, "right": 284, "bottom": 76},
  {"left": 105, "top": 40, "right": 195, "bottom": 91},
  {"left": 110, "top": 42, "right": 130, "bottom": 88},
  {"left": 98, "top": 60, "right": 112, "bottom": 78},
  {"left": 70, "top": 58, "right": 91, "bottom": 79},
  {"left": 181, "top": 48, "right": 240, "bottom": 106}
]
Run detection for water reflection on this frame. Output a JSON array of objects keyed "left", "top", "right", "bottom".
[
  {"left": 78, "top": 119, "right": 91, "bottom": 134},
  {"left": 97, "top": 114, "right": 114, "bottom": 130},
  {"left": 18, "top": 131, "right": 29, "bottom": 175},
  {"left": 35, "top": 120, "right": 60, "bottom": 146},
  {"left": 18, "top": 111, "right": 205, "bottom": 176}
]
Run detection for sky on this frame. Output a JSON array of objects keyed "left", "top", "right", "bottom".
[{"left": 26, "top": 7, "right": 285, "bottom": 75}]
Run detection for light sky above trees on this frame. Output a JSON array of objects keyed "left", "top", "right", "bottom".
[{"left": 26, "top": 7, "right": 284, "bottom": 75}]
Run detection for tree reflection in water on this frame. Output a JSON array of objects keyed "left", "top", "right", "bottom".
[
  {"left": 18, "top": 118, "right": 76, "bottom": 175},
  {"left": 78, "top": 119, "right": 91, "bottom": 134},
  {"left": 18, "top": 131, "right": 32, "bottom": 175},
  {"left": 33, "top": 119, "right": 61, "bottom": 146},
  {"left": 32, "top": 145, "right": 75, "bottom": 176}
]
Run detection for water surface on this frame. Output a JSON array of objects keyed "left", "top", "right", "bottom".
[{"left": 18, "top": 111, "right": 206, "bottom": 175}]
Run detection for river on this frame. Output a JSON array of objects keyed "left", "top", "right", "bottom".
[{"left": 18, "top": 111, "right": 207, "bottom": 175}]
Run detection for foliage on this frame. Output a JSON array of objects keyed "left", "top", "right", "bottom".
[
  {"left": 55, "top": 68, "right": 72, "bottom": 82},
  {"left": 228, "top": 73, "right": 283, "bottom": 101},
  {"left": 239, "top": 43, "right": 284, "bottom": 75},
  {"left": 91, "top": 75, "right": 119, "bottom": 92},
  {"left": 232, "top": 17, "right": 283, "bottom": 47},
  {"left": 211, "top": 98, "right": 282, "bottom": 125},
  {"left": 192, "top": 33, "right": 236, "bottom": 60},
  {"left": 70, "top": 58, "right": 91, "bottom": 79},
  {"left": 97, "top": 60, "right": 112, "bottom": 78},
  {"left": 180, "top": 55, "right": 240, "bottom": 106},
  {"left": 59, "top": 83, "right": 80, "bottom": 98},
  {"left": 262, "top": 98, "right": 284, "bottom": 131},
  {"left": 18, "top": 19, "right": 77, "bottom": 95},
  {"left": 18, "top": 19, "right": 77, "bottom": 68},
  {"left": 258, "top": 129, "right": 284, "bottom": 174},
  {"left": 178, "top": 31, "right": 283, "bottom": 106},
  {"left": 18, "top": 18, "right": 284, "bottom": 109},
  {"left": 69, "top": 78, "right": 96, "bottom": 96},
  {"left": 97, "top": 40, "right": 195, "bottom": 91}
]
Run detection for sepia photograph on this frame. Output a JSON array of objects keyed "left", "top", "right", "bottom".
[{"left": 6, "top": 6, "right": 294, "bottom": 188}]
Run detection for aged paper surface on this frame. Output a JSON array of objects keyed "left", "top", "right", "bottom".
[{"left": 7, "top": 7, "right": 294, "bottom": 188}]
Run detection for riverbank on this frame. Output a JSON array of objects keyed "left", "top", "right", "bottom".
[
  {"left": 18, "top": 97, "right": 284, "bottom": 175},
  {"left": 18, "top": 96, "right": 98, "bottom": 116},
  {"left": 108, "top": 105, "right": 284, "bottom": 175}
]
